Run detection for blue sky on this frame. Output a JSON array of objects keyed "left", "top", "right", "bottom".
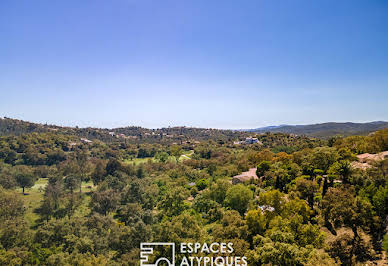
[{"left": 0, "top": 0, "right": 387, "bottom": 129}]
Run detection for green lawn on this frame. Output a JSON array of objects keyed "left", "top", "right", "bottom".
[
  {"left": 15, "top": 178, "right": 96, "bottom": 227},
  {"left": 180, "top": 150, "right": 194, "bottom": 161},
  {"left": 14, "top": 178, "right": 47, "bottom": 226},
  {"left": 123, "top": 157, "right": 157, "bottom": 165},
  {"left": 81, "top": 179, "right": 95, "bottom": 193},
  {"left": 123, "top": 150, "right": 194, "bottom": 165}
]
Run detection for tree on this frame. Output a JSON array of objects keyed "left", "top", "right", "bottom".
[
  {"left": 3, "top": 149, "right": 17, "bottom": 165},
  {"left": 374, "top": 158, "right": 388, "bottom": 179},
  {"left": 75, "top": 150, "right": 92, "bottom": 193},
  {"left": 91, "top": 160, "right": 106, "bottom": 185},
  {"left": 372, "top": 185, "right": 388, "bottom": 220},
  {"left": 310, "top": 147, "right": 339, "bottom": 173},
  {"left": 225, "top": 184, "right": 253, "bottom": 215},
  {"left": 0, "top": 188, "right": 31, "bottom": 250},
  {"left": 328, "top": 160, "right": 352, "bottom": 184},
  {"left": 116, "top": 203, "right": 151, "bottom": 226},
  {"left": 136, "top": 165, "right": 145, "bottom": 179},
  {"left": 256, "top": 161, "right": 271, "bottom": 177},
  {"left": 209, "top": 179, "right": 231, "bottom": 204},
  {"left": 157, "top": 213, "right": 204, "bottom": 244},
  {"left": 258, "top": 189, "right": 284, "bottom": 215},
  {"left": 38, "top": 178, "right": 64, "bottom": 221},
  {"left": 106, "top": 159, "right": 121, "bottom": 175},
  {"left": 64, "top": 175, "right": 81, "bottom": 194},
  {"left": 158, "top": 187, "right": 189, "bottom": 217},
  {"left": 0, "top": 164, "right": 17, "bottom": 189},
  {"left": 246, "top": 209, "right": 267, "bottom": 236},
  {"left": 60, "top": 160, "right": 82, "bottom": 194},
  {"left": 292, "top": 177, "right": 319, "bottom": 208},
  {"left": 156, "top": 152, "right": 169, "bottom": 163},
  {"left": 256, "top": 149, "right": 274, "bottom": 162},
  {"left": 13, "top": 165, "right": 36, "bottom": 194},
  {"left": 170, "top": 145, "right": 183, "bottom": 162},
  {"left": 273, "top": 167, "right": 291, "bottom": 192},
  {"left": 212, "top": 210, "right": 249, "bottom": 253},
  {"left": 322, "top": 187, "right": 375, "bottom": 258},
  {"left": 195, "top": 178, "right": 208, "bottom": 191},
  {"left": 0, "top": 188, "right": 25, "bottom": 222},
  {"left": 313, "top": 168, "right": 324, "bottom": 178},
  {"left": 383, "top": 234, "right": 388, "bottom": 253},
  {"left": 192, "top": 196, "right": 222, "bottom": 222},
  {"left": 90, "top": 189, "right": 119, "bottom": 216},
  {"left": 247, "top": 234, "right": 312, "bottom": 266}
]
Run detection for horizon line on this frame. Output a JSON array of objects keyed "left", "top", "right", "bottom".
[{"left": 1, "top": 116, "right": 387, "bottom": 131}]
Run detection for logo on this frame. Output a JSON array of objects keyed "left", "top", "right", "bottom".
[
  {"left": 140, "top": 242, "right": 247, "bottom": 266},
  {"left": 140, "top": 242, "right": 175, "bottom": 266}
]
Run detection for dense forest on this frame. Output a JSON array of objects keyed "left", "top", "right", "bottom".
[{"left": 0, "top": 119, "right": 387, "bottom": 265}]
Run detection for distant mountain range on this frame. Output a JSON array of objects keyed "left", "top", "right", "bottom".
[{"left": 245, "top": 121, "right": 388, "bottom": 139}]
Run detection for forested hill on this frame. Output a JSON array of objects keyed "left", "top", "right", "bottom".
[
  {"left": 247, "top": 121, "right": 388, "bottom": 139},
  {"left": 0, "top": 117, "right": 246, "bottom": 143}
]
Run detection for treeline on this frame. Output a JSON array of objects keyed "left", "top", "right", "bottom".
[
  {"left": 0, "top": 117, "right": 246, "bottom": 144},
  {"left": 333, "top": 128, "right": 388, "bottom": 154}
]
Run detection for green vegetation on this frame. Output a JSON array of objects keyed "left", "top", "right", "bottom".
[{"left": 0, "top": 120, "right": 387, "bottom": 265}]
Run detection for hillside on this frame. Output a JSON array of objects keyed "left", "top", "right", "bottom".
[
  {"left": 247, "top": 121, "right": 388, "bottom": 139},
  {"left": 0, "top": 117, "right": 325, "bottom": 153},
  {"left": 0, "top": 117, "right": 248, "bottom": 144}
]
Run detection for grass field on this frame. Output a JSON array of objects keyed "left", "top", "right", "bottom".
[
  {"left": 17, "top": 179, "right": 46, "bottom": 226},
  {"left": 123, "top": 150, "right": 194, "bottom": 165},
  {"left": 181, "top": 150, "right": 194, "bottom": 160},
  {"left": 15, "top": 178, "right": 96, "bottom": 227},
  {"left": 123, "top": 157, "right": 158, "bottom": 165}
]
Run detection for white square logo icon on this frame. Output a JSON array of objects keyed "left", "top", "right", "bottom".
[{"left": 140, "top": 243, "right": 175, "bottom": 266}]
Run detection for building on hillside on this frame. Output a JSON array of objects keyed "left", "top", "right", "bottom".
[
  {"left": 80, "top": 138, "right": 92, "bottom": 144},
  {"left": 245, "top": 137, "right": 262, "bottom": 145},
  {"left": 232, "top": 168, "right": 259, "bottom": 184},
  {"left": 259, "top": 205, "right": 275, "bottom": 213}
]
